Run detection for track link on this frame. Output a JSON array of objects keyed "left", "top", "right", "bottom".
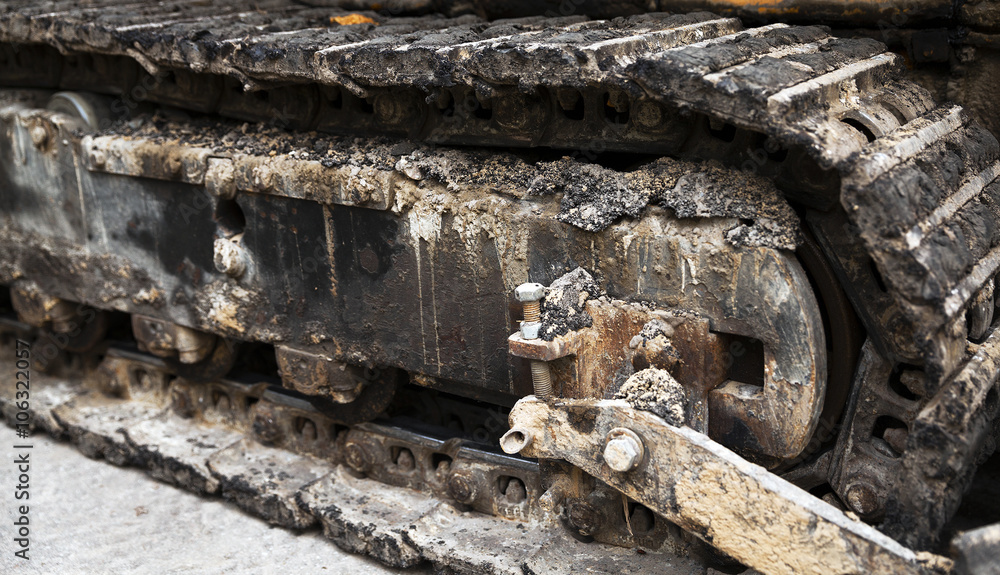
[{"left": 0, "top": 325, "right": 704, "bottom": 573}]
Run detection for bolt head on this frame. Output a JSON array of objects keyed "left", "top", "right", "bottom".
[
  {"left": 845, "top": 483, "right": 881, "bottom": 518},
  {"left": 604, "top": 428, "right": 644, "bottom": 473},
  {"left": 515, "top": 283, "right": 545, "bottom": 302},
  {"left": 29, "top": 125, "right": 48, "bottom": 147},
  {"left": 447, "top": 472, "right": 478, "bottom": 504},
  {"left": 344, "top": 442, "right": 371, "bottom": 473},
  {"left": 214, "top": 238, "right": 247, "bottom": 278}
]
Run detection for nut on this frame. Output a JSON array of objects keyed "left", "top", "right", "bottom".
[
  {"left": 603, "top": 428, "right": 644, "bottom": 473},
  {"left": 515, "top": 283, "right": 545, "bottom": 302},
  {"left": 519, "top": 321, "right": 541, "bottom": 340}
]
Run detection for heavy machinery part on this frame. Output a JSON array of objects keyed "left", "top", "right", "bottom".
[
  {"left": 0, "top": 94, "right": 818, "bottom": 437},
  {"left": 508, "top": 273, "right": 828, "bottom": 463},
  {"left": 0, "top": 4, "right": 995, "bottom": 388},
  {"left": 503, "top": 396, "right": 946, "bottom": 575},
  {"left": 10, "top": 281, "right": 108, "bottom": 353},
  {"left": 0, "top": 327, "right": 704, "bottom": 573}
]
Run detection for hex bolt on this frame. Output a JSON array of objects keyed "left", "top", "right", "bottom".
[
  {"left": 603, "top": 428, "right": 645, "bottom": 473},
  {"left": 447, "top": 471, "right": 478, "bottom": 505},
  {"left": 634, "top": 100, "right": 668, "bottom": 132},
  {"left": 252, "top": 409, "right": 284, "bottom": 445},
  {"left": 344, "top": 441, "right": 372, "bottom": 474},
  {"left": 502, "top": 477, "right": 527, "bottom": 504},
  {"left": 214, "top": 237, "right": 247, "bottom": 278},
  {"left": 845, "top": 483, "right": 881, "bottom": 518},
  {"left": 515, "top": 282, "right": 552, "bottom": 398}
]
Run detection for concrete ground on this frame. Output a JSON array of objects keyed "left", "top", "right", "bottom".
[{"left": 0, "top": 425, "right": 424, "bottom": 574}]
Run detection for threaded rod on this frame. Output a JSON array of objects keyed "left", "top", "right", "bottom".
[
  {"left": 530, "top": 360, "right": 552, "bottom": 399},
  {"left": 523, "top": 300, "right": 541, "bottom": 323}
]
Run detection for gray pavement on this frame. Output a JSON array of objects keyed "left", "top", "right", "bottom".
[{"left": 0, "top": 425, "right": 421, "bottom": 574}]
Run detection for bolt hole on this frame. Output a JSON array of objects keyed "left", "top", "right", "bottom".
[
  {"left": 626, "top": 502, "right": 656, "bottom": 535},
  {"left": 391, "top": 446, "right": 416, "bottom": 471},
  {"left": 295, "top": 417, "right": 317, "bottom": 441},
  {"left": 331, "top": 423, "right": 349, "bottom": 441},
  {"left": 498, "top": 475, "right": 527, "bottom": 504},
  {"left": 559, "top": 91, "right": 585, "bottom": 121},
  {"left": 872, "top": 415, "right": 908, "bottom": 458},
  {"left": 888, "top": 367, "right": 922, "bottom": 401},
  {"left": 212, "top": 391, "right": 231, "bottom": 410},
  {"left": 603, "top": 92, "right": 629, "bottom": 125},
  {"left": 469, "top": 96, "right": 492, "bottom": 120},
  {"left": 214, "top": 198, "right": 246, "bottom": 236},
  {"left": 842, "top": 117, "right": 877, "bottom": 143},
  {"left": 432, "top": 453, "right": 453, "bottom": 474},
  {"left": 708, "top": 120, "right": 737, "bottom": 142}
]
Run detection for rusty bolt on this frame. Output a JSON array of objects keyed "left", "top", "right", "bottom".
[
  {"left": 214, "top": 237, "right": 247, "bottom": 278},
  {"left": 447, "top": 471, "right": 478, "bottom": 505},
  {"left": 845, "top": 483, "right": 881, "bottom": 518},
  {"left": 344, "top": 441, "right": 372, "bottom": 474},
  {"left": 515, "top": 283, "right": 552, "bottom": 398},
  {"left": 373, "top": 93, "right": 418, "bottom": 126},
  {"left": 499, "top": 427, "right": 533, "bottom": 455},
  {"left": 566, "top": 500, "right": 601, "bottom": 536},
  {"left": 494, "top": 92, "right": 535, "bottom": 131},
  {"left": 515, "top": 282, "right": 545, "bottom": 322},
  {"left": 29, "top": 125, "right": 48, "bottom": 148},
  {"left": 634, "top": 100, "right": 668, "bottom": 131},
  {"left": 252, "top": 409, "right": 284, "bottom": 445},
  {"left": 604, "top": 428, "right": 644, "bottom": 473}
]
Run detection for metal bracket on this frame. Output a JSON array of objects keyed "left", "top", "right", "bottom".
[{"left": 505, "top": 396, "right": 944, "bottom": 574}]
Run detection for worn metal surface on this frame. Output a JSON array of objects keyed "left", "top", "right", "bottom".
[
  {"left": 506, "top": 396, "right": 948, "bottom": 574},
  {"left": 0, "top": 332, "right": 704, "bottom": 573},
  {"left": 0, "top": 3, "right": 995, "bottom": 389}
]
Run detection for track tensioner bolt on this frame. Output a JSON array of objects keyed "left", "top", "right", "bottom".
[{"left": 515, "top": 282, "right": 552, "bottom": 398}]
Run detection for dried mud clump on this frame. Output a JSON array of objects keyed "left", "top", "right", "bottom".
[
  {"left": 615, "top": 368, "right": 686, "bottom": 427},
  {"left": 552, "top": 157, "right": 801, "bottom": 251},
  {"left": 539, "top": 267, "right": 602, "bottom": 341}
]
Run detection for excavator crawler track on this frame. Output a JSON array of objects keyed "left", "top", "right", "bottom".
[{"left": 2, "top": 1, "right": 1000, "bottom": 572}]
